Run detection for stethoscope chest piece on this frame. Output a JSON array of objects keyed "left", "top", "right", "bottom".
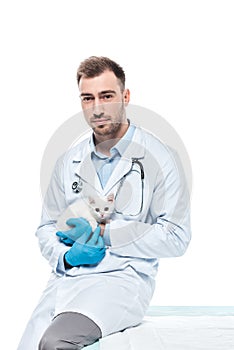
[{"left": 72, "top": 178, "right": 83, "bottom": 193}]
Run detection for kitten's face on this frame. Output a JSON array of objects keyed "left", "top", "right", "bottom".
[{"left": 88, "top": 194, "right": 115, "bottom": 223}]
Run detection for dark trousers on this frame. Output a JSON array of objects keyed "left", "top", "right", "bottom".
[{"left": 38, "top": 312, "right": 102, "bottom": 350}]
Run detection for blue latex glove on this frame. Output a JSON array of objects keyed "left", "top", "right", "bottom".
[
  {"left": 64, "top": 226, "right": 106, "bottom": 267},
  {"left": 56, "top": 217, "right": 92, "bottom": 246}
]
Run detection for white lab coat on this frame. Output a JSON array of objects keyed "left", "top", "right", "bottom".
[{"left": 17, "top": 125, "right": 191, "bottom": 349}]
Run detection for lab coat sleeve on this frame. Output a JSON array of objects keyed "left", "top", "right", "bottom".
[
  {"left": 35, "top": 155, "right": 70, "bottom": 275},
  {"left": 109, "top": 150, "right": 191, "bottom": 259}
]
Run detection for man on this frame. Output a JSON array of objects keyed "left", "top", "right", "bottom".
[{"left": 17, "top": 56, "right": 191, "bottom": 350}]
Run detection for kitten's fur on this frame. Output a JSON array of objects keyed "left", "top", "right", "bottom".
[{"left": 56, "top": 194, "right": 115, "bottom": 231}]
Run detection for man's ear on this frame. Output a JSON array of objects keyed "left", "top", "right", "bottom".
[{"left": 123, "top": 89, "right": 130, "bottom": 105}]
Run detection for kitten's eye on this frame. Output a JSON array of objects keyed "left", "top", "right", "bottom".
[
  {"left": 104, "top": 207, "right": 109, "bottom": 211},
  {"left": 95, "top": 208, "right": 100, "bottom": 212}
]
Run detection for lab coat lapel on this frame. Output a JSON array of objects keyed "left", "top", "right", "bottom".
[
  {"left": 73, "top": 127, "right": 145, "bottom": 196},
  {"left": 103, "top": 128, "right": 145, "bottom": 195},
  {"left": 103, "top": 157, "right": 132, "bottom": 195},
  {"left": 74, "top": 142, "right": 103, "bottom": 194}
]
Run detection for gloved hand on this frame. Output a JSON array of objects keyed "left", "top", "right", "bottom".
[
  {"left": 56, "top": 217, "right": 92, "bottom": 246},
  {"left": 64, "top": 226, "right": 106, "bottom": 267}
]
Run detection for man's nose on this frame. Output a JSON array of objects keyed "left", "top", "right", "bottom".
[
  {"left": 93, "top": 112, "right": 104, "bottom": 119},
  {"left": 92, "top": 99, "right": 104, "bottom": 116}
]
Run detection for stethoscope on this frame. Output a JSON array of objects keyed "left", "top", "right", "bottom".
[
  {"left": 72, "top": 158, "right": 145, "bottom": 216},
  {"left": 114, "top": 158, "right": 144, "bottom": 216}
]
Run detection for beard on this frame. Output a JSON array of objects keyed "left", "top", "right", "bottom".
[
  {"left": 91, "top": 102, "right": 127, "bottom": 137},
  {"left": 93, "top": 121, "right": 123, "bottom": 136}
]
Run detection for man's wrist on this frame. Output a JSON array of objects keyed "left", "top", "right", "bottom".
[{"left": 64, "top": 252, "right": 74, "bottom": 269}]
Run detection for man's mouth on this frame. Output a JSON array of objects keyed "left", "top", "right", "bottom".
[{"left": 92, "top": 118, "right": 110, "bottom": 125}]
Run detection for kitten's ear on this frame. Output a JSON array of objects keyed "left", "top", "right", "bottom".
[
  {"left": 88, "top": 197, "right": 95, "bottom": 205},
  {"left": 107, "top": 193, "right": 114, "bottom": 203}
]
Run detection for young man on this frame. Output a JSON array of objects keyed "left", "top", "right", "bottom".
[{"left": 17, "top": 56, "right": 191, "bottom": 350}]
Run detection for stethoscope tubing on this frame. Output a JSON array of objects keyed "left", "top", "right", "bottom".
[{"left": 72, "top": 158, "right": 145, "bottom": 216}]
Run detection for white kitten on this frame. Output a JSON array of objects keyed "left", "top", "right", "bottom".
[{"left": 56, "top": 194, "right": 115, "bottom": 232}]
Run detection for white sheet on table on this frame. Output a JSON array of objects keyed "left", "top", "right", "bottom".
[{"left": 99, "top": 315, "right": 234, "bottom": 350}]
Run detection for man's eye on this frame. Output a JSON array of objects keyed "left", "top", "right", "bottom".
[
  {"left": 102, "top": 94, "right": 114, "bottom": 101},
  {"left": 81, "top": 96, "right": 94, "bottom": 103}
]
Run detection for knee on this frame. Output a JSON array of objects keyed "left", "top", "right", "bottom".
[
  {"left": 38, "top": 334, "right": 74, "bottom": 350},
  {"left": 38, "top": 333, "right": 57, "bottom": 350}
]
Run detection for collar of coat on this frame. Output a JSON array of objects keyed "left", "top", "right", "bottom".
[{"left": 71, "top": 125, "right": 146, "bottom": 195}]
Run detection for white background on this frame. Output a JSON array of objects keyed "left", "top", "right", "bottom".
[{"left": 0, "top": 1, "right": 233, "bottom": 348}]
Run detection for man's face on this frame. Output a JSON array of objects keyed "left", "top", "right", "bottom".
[{"left": 79, "top": 70, "right": 130, "bottom": 138}]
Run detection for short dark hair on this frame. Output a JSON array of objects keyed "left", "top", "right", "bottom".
[{"left": 77, "top": 56, "right": 125, "bottom": 91}]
